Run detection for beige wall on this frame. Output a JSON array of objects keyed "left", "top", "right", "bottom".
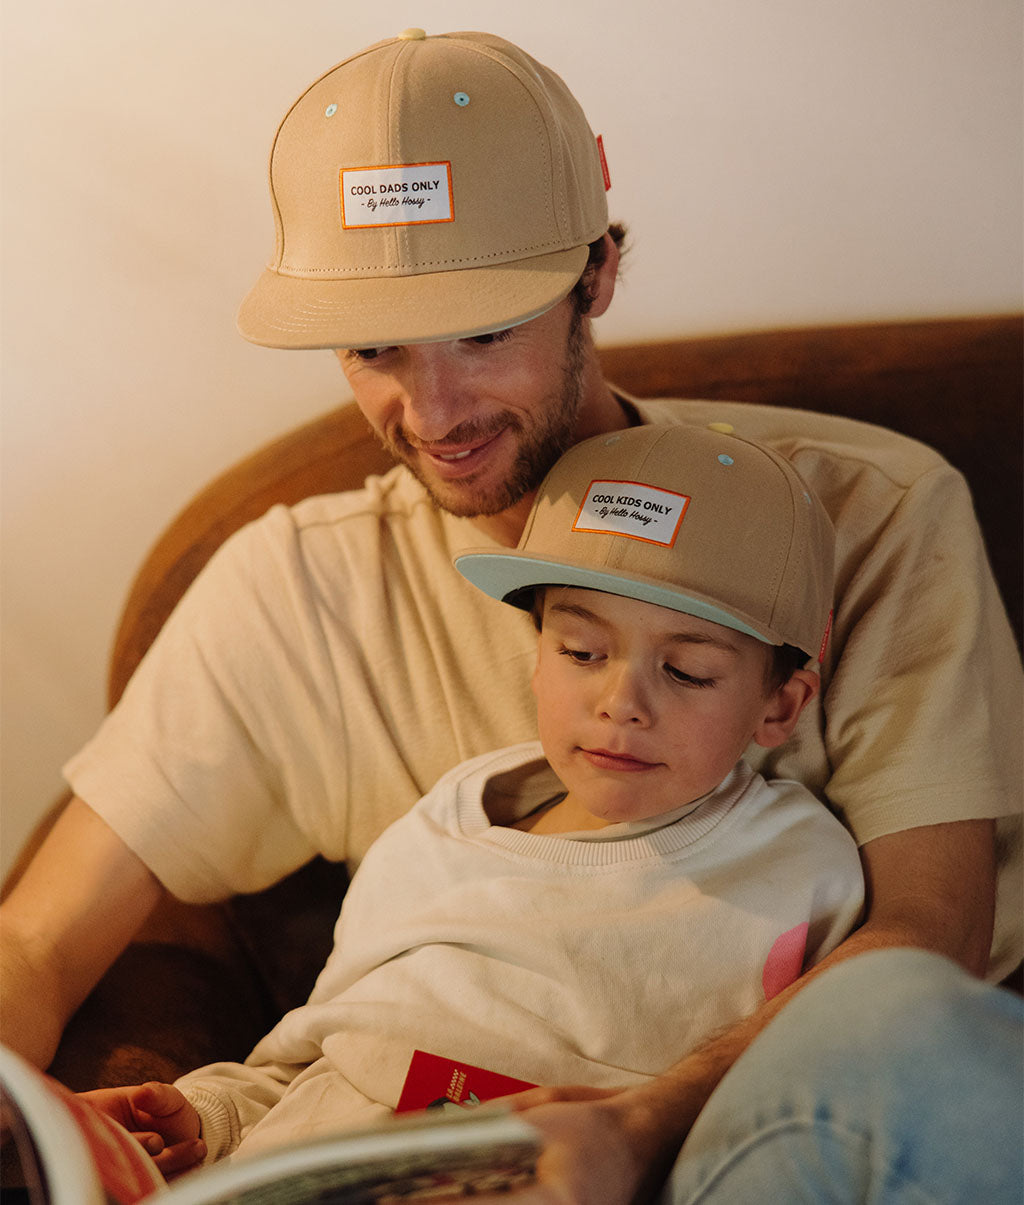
[{"left": 2, "top": 0, "right": 1021, "bottom": 878}]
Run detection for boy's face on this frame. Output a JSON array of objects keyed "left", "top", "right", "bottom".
[{"left": 532, "top": 587, "right": 813, "bottom": 827}]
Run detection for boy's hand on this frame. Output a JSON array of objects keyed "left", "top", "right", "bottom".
[{"left": 78, "top": 1082, "right": 206, "bottom": 1178}]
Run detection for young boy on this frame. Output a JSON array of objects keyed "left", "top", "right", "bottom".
[{"left": 82, "top": 424, "right": 864, "bottom": 1175}]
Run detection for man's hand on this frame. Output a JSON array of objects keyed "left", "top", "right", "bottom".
[
  {"left": 475, "top": 1083, "right": 694, "bottom": 1205},
  {"left": 78, "top": 1082, "right": 206, "bottom": 1179}
]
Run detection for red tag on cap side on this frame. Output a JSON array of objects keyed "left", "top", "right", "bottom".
[
  {"left": 596, "top": 135, "right": 611, "bottom": 191},
  {"left": 818, "top": 609, "right": 834, "bottom": 664}
]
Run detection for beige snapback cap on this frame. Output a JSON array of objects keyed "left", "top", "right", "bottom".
[
  {"left": 456, "top": 425, "right": 835, "bottom": 662},
  {"left": 238, "top": 28, "right": 610, "bottom": 349}
]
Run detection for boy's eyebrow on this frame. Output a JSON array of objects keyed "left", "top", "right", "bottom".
[
  {"left": 665, "top": 630, "right": 742, "bottom": 656},
  {"left": 546, "top": 600, "right": 743, "bottom": 654}
]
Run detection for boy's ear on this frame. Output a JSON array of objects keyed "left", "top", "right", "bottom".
[{"left": 752, "top": 669, "right": 820, "bottom": 749}]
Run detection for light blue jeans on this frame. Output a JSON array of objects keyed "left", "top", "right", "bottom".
[{"left": 665, "top": 949, "right": 1024, "bottom": 1203}]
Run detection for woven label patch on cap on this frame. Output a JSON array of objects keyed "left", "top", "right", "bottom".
[
  {"left": 573, "top": 480, "right": 690, "bottom": 546},
  {"left": 340, "top": 163, "right": 454, "bottom": 229}
]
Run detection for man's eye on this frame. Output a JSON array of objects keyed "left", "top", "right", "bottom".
[
  {"left": 348, "top": 346, "right": 394, "bottom": 362},
  {"left": 466, "top": 329, "right": 514, "bottom": 347}
]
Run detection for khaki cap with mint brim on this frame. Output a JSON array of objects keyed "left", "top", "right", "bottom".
[
  {"left": 237, "top": 29, "right": 609, "bottom": 349},
  {"left": 455, "top": 425, "right": 836, "bottom": 663}
]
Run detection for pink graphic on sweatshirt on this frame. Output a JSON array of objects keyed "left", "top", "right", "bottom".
[{"left": 762, "top": 923, "right": 809, "bottom": 1000}]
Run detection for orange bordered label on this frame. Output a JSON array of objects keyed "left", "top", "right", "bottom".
[
  {"left": 340, "top": 162, "right": 454, "bottom": 228},
  {"left": 573, "top": 479, "right": 690, "bottom": 546}
]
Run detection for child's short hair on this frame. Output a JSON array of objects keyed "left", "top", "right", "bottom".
[{"left": 456, "top": 424, "right": 835, "bottom": 667}]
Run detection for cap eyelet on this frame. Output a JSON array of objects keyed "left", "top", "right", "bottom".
[
  {"left": 324, "top": 103, "right": 338, "bottom": 118},
  {"left": 717, "top": 454, "right": 735, "bottom": 466},
  {"left": 453, "top": 91, "right": 470, "bottom": 107}
]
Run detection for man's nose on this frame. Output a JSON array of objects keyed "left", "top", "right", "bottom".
[{"left": 397, "top": 346, "right": 474, "bottom": 443}]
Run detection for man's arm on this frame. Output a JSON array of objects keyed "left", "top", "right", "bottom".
[
  {"left": 483, "top": 817, "right": 997, "bottom": 1205},
  {"left": 0, "top": 797, "right": 166, "bottom": 1069}
]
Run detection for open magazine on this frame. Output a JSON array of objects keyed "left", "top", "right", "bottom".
[{"left": 0, "top": 1045, "right": 541, "bottom": 1204}]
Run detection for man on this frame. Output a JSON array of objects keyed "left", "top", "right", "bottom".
[{"left": 2, "top": 28, "right": 1021, "bottom": 1202}]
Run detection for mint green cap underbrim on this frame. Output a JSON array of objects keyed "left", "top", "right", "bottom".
[{"left": 454, "top": 551, "right": 778, "bottom": 645}]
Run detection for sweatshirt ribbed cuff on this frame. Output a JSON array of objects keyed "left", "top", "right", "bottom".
[{"left": 178, "top": 1083, "right": 241, "bottom": 1164}]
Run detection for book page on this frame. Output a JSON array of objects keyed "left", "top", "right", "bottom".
[
  {"left": 0, "top": 1045, "right": 163, "bottom": 1204},
  {"left": 163, "top": 1108, "right": 539, "bottom": 1204}
]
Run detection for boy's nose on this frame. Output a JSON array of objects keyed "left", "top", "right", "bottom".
[{"left": 598, "top": 666, "right": 651, "bottom": 727}]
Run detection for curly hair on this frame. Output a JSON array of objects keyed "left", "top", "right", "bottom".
[{"left": 569, "top": 221, "right": 628, "bottom": 316}]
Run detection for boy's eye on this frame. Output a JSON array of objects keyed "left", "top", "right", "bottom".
[
  {"left": 665, "top": 663, "right": 715, "bottom": 689},
  {"left": 557, "top": 646, "right": 602, "bottom": 665}
]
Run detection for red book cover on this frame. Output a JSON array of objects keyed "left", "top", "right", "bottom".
[{"left": 395, "top": 1050, "right": 536, "bottom": 1114}]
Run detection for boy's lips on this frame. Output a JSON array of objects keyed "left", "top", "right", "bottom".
[{"left": 580, "top": 747, "right": 660, "bottom": 772}]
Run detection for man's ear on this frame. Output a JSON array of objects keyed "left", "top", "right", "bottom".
[
  {"left": 752, "top": 669, "right": 820, "bottom": 749},
  {"left": 584, "top": 233, "right": 620, "bottom": 320}
]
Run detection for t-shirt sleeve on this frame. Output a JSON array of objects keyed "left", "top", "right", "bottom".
[
  {"left": 63, "top": 507, "right": 345, "bottom": 902},
  {"left": 821, "top": 459, "right": 1022, "bottom": 843}
]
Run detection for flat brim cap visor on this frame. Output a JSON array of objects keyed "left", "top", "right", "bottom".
[
  {"left": 238, "top": 246, "right": 590, "bottom": 349},
  {"left": 238, "top": 31, "right": 609, "bottom": 349},
  {"left": 455, "top": 425, "right": 836, "bottom": 662}
]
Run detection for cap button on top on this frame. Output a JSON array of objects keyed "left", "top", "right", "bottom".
[{"left": 399, "top": 27, "right": 427, "bottom": 40}]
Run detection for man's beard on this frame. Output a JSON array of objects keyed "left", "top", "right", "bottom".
[{"left": 377, "top": 311, "right": 587, "bottom": 518}]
